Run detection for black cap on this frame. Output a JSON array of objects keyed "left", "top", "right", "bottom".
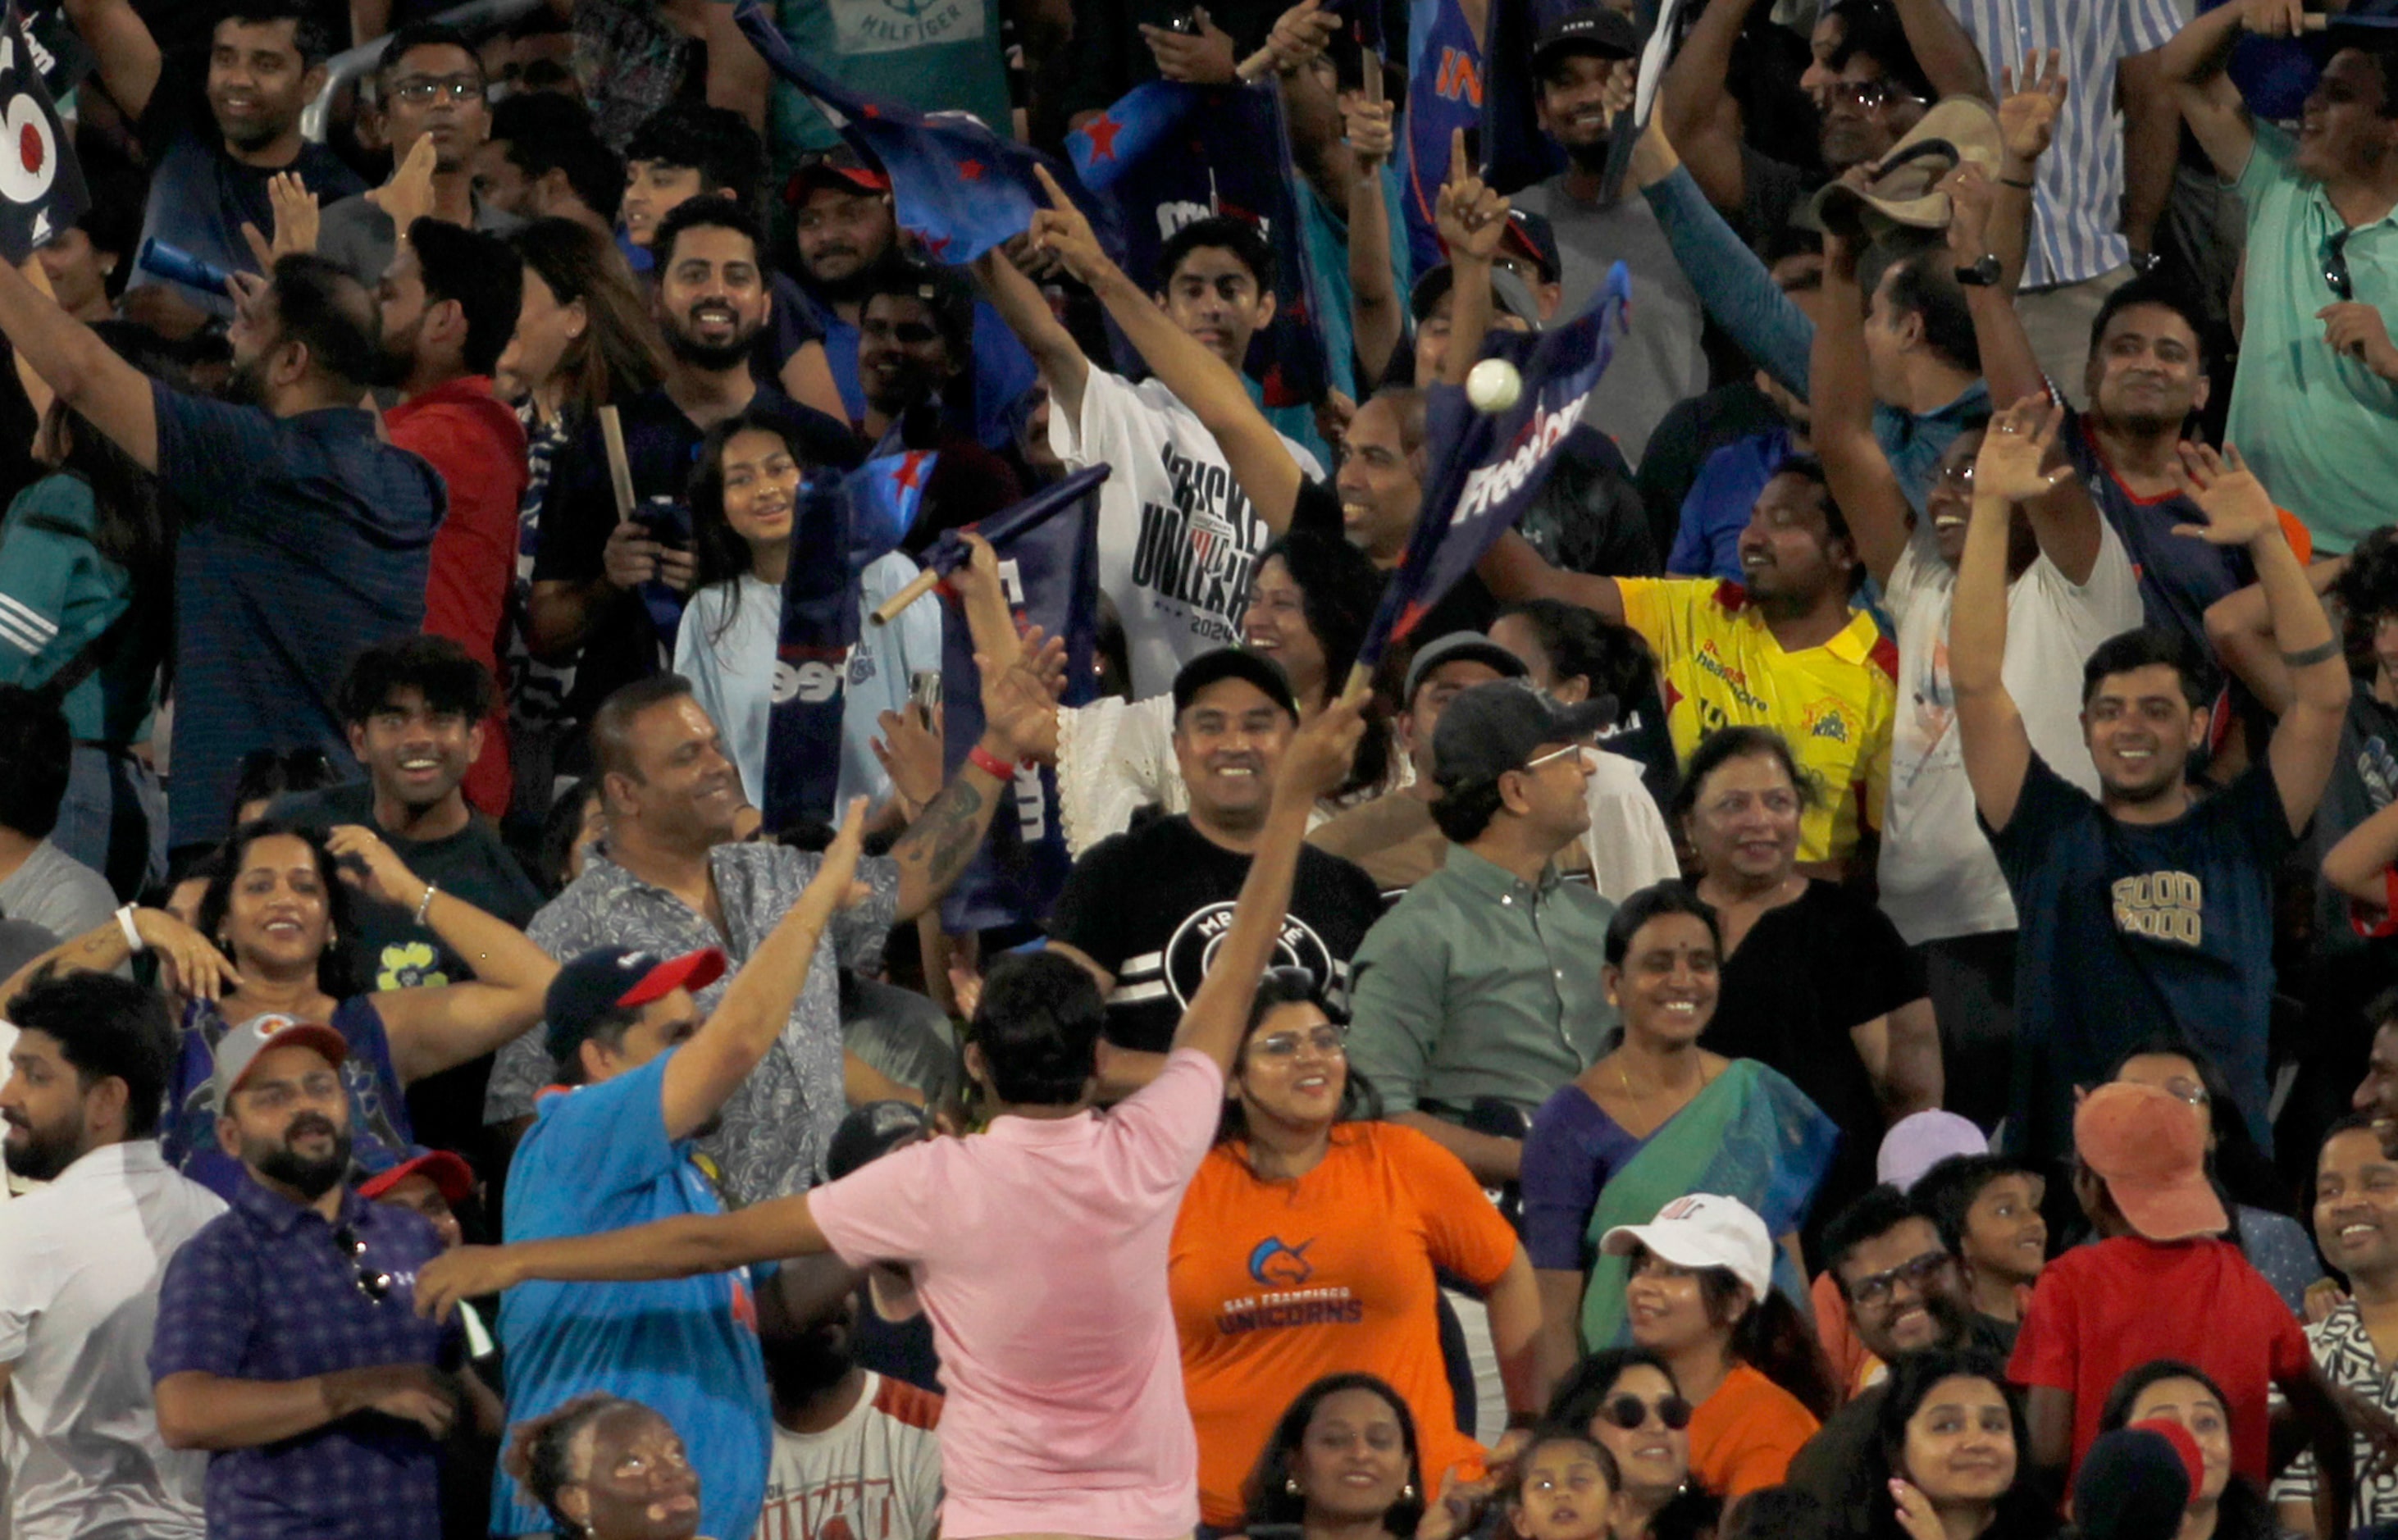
[
  {"left": 1402, "top": 631, "right": 1529, "bottom": 704},
  {"left": 1431, "top": 680, "right": 1616, "bottom": 786},
  {"left": 1409, "top": 262, "right": 1548, "bottom": 329},
  {"left": 1500, "top": 207, "right": 1561, "bottom": 285},
  {"left": 825, "top": 1100, "right": 930, "bottom": 1180},
  {"left": 786, "top": 144, "right": 891, "bottom": 201},
  {"left": 2072, "top": 1426, "right": 2196, "bottom": 1540},
  {"left": 1172, "top": 647, "right": 1299, "bottom": 719},
  {"left": 545, "top": 945, "right": 728, "bottom": 1067},
  {"left": 1532, "top": 6, "right": 1643, "bottom": 75}
]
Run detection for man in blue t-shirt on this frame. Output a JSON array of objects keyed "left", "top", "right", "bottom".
[
  {"left": 1952, "top": 404, "right": 2350, "bottom": 1166},
  {"left": 0, "top": 248, "right": 444, "bottom": 859},
  {"left": 494, "top": 814, "right": 876, "bottom": 1540}
]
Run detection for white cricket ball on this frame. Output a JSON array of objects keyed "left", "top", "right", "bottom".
[{"left": 1466, "top": 358, "right": 1523, "bottom": 414}]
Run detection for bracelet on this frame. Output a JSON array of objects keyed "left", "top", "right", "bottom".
[
  {"left": 413, "top": 882, "right": 439, "bottom": 925},
  {"left": 1999, "top": 175, "right": 2036, "bottom": 190},
  {"left": 116, "top": 904, "right": 144, "bottom": 955},
  {"left": 2282, "top": 639, "right": 2343, "bottom": 668},
  {"left": 967, "top": 744, "right": 1019, "bottom": 781}
]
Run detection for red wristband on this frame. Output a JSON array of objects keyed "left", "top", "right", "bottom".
[{"left": 968, "top": 744, "right": 1019, "bottom": 781}]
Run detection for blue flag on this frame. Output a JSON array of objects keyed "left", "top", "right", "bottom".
[
  {"left": 1403, "top": 0, "right": 1482, "bottom": 276},
  {"left": 846, "top": 439, "right": 939, "bottom": 572},
  {"left": 923, "top": 468, "right": 1106, "bottom": 932},
  {"left": 731, "top": 0, "right": 1106, "bottom": 263},
  {"left": 1480, "top": 0, "right": 1569, "bottom": 196},
  {"left": 1359, "top": 262, "right": 1634, "bottom": 667},
  {"left": 1067, "top": 80, "right": 1327, "bottom": 410},
  {"left": 762, "top": 481, "right": 858, "bottom": 831}
]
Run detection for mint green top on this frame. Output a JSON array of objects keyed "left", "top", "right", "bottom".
[
  {"left": 2226, "top": 121, "right": 2398, "bottom": 555},
  {"left": 0, "top": 475, "right": 156, "bottom": 745}
]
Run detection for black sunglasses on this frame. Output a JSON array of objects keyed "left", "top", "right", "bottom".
[
  {"left": 1598, "top": 1392, "right": 1693, "bottom": 1432},
  {"left": 2326, "top": 227, "right": 2355, "bottom": 301},
  {"left": 334, "top": 1224, "right": 394, "bottom": 1303}
]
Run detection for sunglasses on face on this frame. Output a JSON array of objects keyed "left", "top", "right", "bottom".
[
  {"left": 1598, "top": 1393, "right": 1693, "bottom": 1432},
  {"left": 334, "top": 1223, "right": 394, "bottom": 1303}
]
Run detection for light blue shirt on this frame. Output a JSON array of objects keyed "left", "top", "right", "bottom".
[{"left": 673, "top": 552, "right": 944, "bottom": 824}]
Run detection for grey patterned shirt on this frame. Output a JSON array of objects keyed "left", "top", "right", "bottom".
[
  {"left": 2271, "top": 1297, "right": 2398, "bottom": 1526},
  {"left": 483, "top": 842, "right": 900, "bottom": 1204}
]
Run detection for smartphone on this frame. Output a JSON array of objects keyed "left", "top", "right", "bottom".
[
  {"left": 909, "top": 669, "right": 943, "bottom": 717},
  {"left": 1164, "top": 8, "right": 1202, "bottom": 32},
  {"left": 632, "top": 499, "right": 688, "bottom": 549}
]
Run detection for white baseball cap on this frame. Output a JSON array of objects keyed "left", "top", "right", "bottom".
[{"left": 1599, "top": 1193, "right": 1773, "bottom": 1298}]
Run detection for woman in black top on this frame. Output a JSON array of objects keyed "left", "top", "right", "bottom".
[
  {"left": 1868, "top": 1351, "right": 2059, "bottom": 1540},
  {"left": 1678, "top": 725, "right": 1940, "bottom": 1236}
]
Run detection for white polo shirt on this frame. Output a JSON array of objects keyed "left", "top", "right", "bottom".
[{"left": 0, "top": 1139, "right": 225, "bottom": 1539}]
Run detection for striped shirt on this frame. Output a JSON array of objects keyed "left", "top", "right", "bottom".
[{"left": 1943, "top": 0, "right": 2181, "bottom": 288}]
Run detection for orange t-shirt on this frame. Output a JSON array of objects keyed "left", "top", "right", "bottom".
[
  {"left": 1687, "top": 1363, "right": 1821, "bottom": 1499},
  {"left": 1169, "top": 1123, "right": 1520, "bottom": 1526}
]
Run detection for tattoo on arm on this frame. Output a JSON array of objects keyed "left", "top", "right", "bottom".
[{"left": 894, "top": 775, "right": 996, "bottom": 897}]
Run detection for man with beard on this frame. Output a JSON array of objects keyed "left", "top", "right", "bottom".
[
  {"left": 270, "top": 637, "right": 544, "bottom": 1158},
  {"left": 0, "top": 973, "right": 224, "bottom": 1540},
  {"left": 148, "top": 1013, "right": 478, "bottom": 1540},
  {"left": 855, "top": 262, "right": 1023, "bottom": 549},
  {"left": 1784, "top": 1186, "right": 2012, "bottom": 1533},
  {"left": 527, "top": 198, "right": 855, "bottom": 759},
  {"left": 1954, "top": 403, "right": 2348, "bottom": 1168},
  {"left": 0, "top": 246, "right": 443, "bottom": 861},
  {"left": 67, "top": 0, "right": 367, "bottom": 334},
  {"left": 1506, "top": 7, "right": 1705, "bottom": 465},
  {"left": 487, "top": 811, "right": 878, "bottom": 1540},
  {"left": 372, "top": 219, "right": 528, "bottom": 814},
  {"left": 317, "top": 25, "right": 522, "bottom": 291}
]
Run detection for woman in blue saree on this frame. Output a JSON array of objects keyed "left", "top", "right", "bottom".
[{"left": 1522, "top": 881, "right": 1840, "bottom": 1360}]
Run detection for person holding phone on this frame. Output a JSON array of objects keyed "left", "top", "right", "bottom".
[{"left": 674, "top": 405, "right": 941, "bottom": 830}]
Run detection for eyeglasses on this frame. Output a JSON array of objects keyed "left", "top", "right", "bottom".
[
  {"left": 390, "top": 75, "right": 483, "bottom": 105},
  {"left": 2326, "top": 228, "right": 2355, "bottom": 301},
  {"left": 1845, "top": 1250, "right": 1954, "bottom": 1309},
  {"left": 333, "top": 1224, "right": 394, "bottom": 1303},
  {"left": 1251, "top": 1025, "right": 1347, "bottom": 1059},
  {"left": 1829, "top": 79, "right": 1923, "bottom": 112},
  {"left": 2152, "top": 1076, "right": 2209, "bottom": 1106},
  {"left": 1599, "top": 1392, "right": 1694, "bottom": 1432},
  {"left": 1520, "top": 742, "right": 1587, "bottom": 773}
]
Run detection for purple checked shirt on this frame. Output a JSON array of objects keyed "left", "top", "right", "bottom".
[{"left": 148, "top": 1176, "right": 457, "bottom": 1540}]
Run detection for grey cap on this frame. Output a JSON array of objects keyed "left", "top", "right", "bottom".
[
  {"left": 1403, "top": 631, "right": 1530, "bottom": 704},
  {"left": 211, "top": 1012, "right": 348, "bottom": 1105},
  {"left": 1431, "top": 680, "right": 1616, "bottom": 787}
]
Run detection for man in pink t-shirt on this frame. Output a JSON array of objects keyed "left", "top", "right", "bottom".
[{"left": 419, "top": 693, "right": 1371, "bottom": 1539}]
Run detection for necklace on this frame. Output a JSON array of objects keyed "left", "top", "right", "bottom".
[{"left": 1618, "top": 1051, "right": 1712, "bottom": 1101}]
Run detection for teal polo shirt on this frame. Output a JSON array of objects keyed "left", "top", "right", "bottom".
[{"left": 2226, "top": 121, "right": 2398, "bottom": 554}]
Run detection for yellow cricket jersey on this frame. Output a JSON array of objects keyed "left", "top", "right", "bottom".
[{"left": 1616, "top": 577, "right": 1897, "bottom": 865}]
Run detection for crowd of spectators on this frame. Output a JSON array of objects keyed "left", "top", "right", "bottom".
[{"left": 7, "top": 0, "right": 2398, "bottom": 1538}]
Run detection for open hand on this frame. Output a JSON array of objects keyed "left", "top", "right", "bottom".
[
  {"left": 1434, "top": 127, "right": 1509, "bottom": 264},
  {"left": 1997, "top": 48, "right": 2067, "bottom": 166},
  {"left": 2169, "top": 441, "right": 2282, "bottom": 547},
  {"left": 1141, "top": 7, "right": 1238, "bottom": 83},
  {"left": 805, "top": 798, "right": 876, "bottom": 913},
  {"left": 981, "top": 626, "right": 1069, "bottom": 764},
  {"left": 239, "top": 172, "right": 321, "bottom": 270},
  {"left": 367, "top": 135, "right": 439, "bottom": 234},
  {"left": 1971, "top": 395, "right": 2077, "bottom": 503},
  {"left": 1028, "top": 165, "right": 1112, "bottom": 288}
]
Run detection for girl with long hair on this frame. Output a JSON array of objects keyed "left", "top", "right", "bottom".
[
  {"left": 1546, "top": 1347, "right": 1720, "bottom": 1540},
  {"left": 2098, "top": 1362, "right": 2275, "bottom": 1540},
  {"left": 1871, "top": 1351, "right": 2058, "bottom": 1540}
]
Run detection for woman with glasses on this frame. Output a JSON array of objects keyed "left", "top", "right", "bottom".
[
  {"left": 1170, "top": 971, "right": 1554, "bottom": 1531},
  {"left": 1523, "top": 882, "right": 1838, "bottom": 1362},
  {"left": 1676, "top": 725, "right": 1941, "bottom": 1246},
  {"left": 2107, "top": 1040, "right": 2316, "bottom": 1311},
  {"left": 1867, "top": 1349, "right": 2058, "bottom": 1540},
  {"left": 1546, "top": 1348, "right": 1721, "bottom": 1540}
]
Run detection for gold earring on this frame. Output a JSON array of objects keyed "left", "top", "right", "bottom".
[{"left": 1402, "top": 1483, "right": 1417, "bottom": 1501}]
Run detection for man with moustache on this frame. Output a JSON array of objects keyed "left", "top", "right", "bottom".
[
  {"left": 148, "top": 1014, "right": 476, "bottom": 1540},
  {"left": 0, "top": 973, "right": 224, "bottom": 1540},
  {"left": 1785, "top": 1185, "right": 2013, "bottom": 1533},
  {"left": 526, "top": 198, "right": 854, "bottom": 759},
  {"left": 2272, "top": 1115, "right": 2398, "bottom": 1530},
  {"left": 0, "top": 244, "right": 440, "bottom": 860}
]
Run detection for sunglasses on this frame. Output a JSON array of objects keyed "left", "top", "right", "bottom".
[
  {"left": 1598, "top": 1393, "right": 1693, "bottom": 1432},
  {"left": 334, "top": 1224, "right": 394, "bottom": 1303},
  {"left": 2326, "top": 228, "right": 2355, "bottom": 301}
]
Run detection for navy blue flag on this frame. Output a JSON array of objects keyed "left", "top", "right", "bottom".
[
  {"left": 762, "top": 479, "right": 858, "bottom": 831},
  {"left": 730, "top": 0, "right": 1107, "bottom": 263},
  {"left": 924, "top": 468, "right": 1106, "bottom": 933},
  {"left": 1359, "top": 262, "right": 1634, "bottom": 668},
  {"left": 1067, "top": 80, "right": 1328, "bottom": 410},
  {"left": 1479, "top": 0, "right": 1569, "bottom": 197}
]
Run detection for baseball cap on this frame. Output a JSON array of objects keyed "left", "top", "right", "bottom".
[
  {"left": 1409, "top": 262, "right": 1548, "bottom": 330},
  {"left": 211, "top": 1013, "right": 349, "bottom": 1105},
  {"left": 1500, "top": 207, "right": 1561, "bottom": 286},
  {"left": 1531, "top": 6, "right": 1643, "bottom": 75},
  {"left": 2072, "top": 1421, "right": 2202, "bottom": 1540},
  {"left": 1431, "top": 679, "right": 1616, "bottom": 787},
  {"left": 2074, "top": 1082, "right": 2228, "bottom": 1242},
  {"left": 1403, "top": 631, "right": 1530, "bottom": 704},
  {"left": 1877, "top": 1109, "right": 1989, "bottom": 1191},
  {"left": 358, "top": 1144, "right": 476, "bottom": 1205},
  {"left": 544, "top": 945, "right": 729, "bottom": 1066},
  {"left": 1600, "top": 1192, "right": 1774, "bottom": 1298},
  {"left": 1805, "top": 98, "right": 2002, "bottom": 239},
  {"left": 826, "top": 1100, "right": 931, "bottom": 1181},
  {"left": 788, "top": 144, "right": 891, "bottom": 199},
  {"left": 1172, "top": 647, "right": 1299, "bottom": 720}
]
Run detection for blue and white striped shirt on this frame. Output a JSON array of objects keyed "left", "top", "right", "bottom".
[{"left": 1944, "top": 0, "right": 2182, "bottom": 288}]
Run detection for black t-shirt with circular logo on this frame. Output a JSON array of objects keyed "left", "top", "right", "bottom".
[{"left": 1047, "top": 813, "right": 1388, "bottom": 1052}]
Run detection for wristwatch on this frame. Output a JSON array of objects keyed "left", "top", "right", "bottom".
[{"left": 1954, "top": 253, "right": 2002, "bottom": 288}]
